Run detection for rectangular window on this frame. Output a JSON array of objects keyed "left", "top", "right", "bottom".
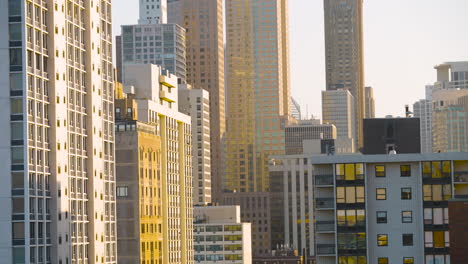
[
  {"left": 400, "top": 165, "right": 411, "bottom": 177},
  {"left": 378, "top": 258, "right": 388, "bottom": 264},
  {"left": 403, "top": 257, "right": 414, "bottom": 264},
  {"left": 377, "top": 211, "right": 387, "bottom": 224},
  {"left": 376, "top": 188, "right": 386, "bottom": 200},
  {"left": 402, "top": 211, "right": 413, "bottom": 223},
  {"left": 403, "top": 234, "right": 414, "bottom": 246},
  {"left": 377, "top": 234, "right": 388, "bottom": 246},
  {"left": 375, "top": 165, "right": 386, "bottom": 177},
  {"left": 116, "top": 186, "right": 128, "bottom": 197},
  {"left": 401, "top": 188, "right": 412, "bottom": 200}
]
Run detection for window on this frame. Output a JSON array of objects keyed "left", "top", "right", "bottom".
[
  {"left": 424, "top": 208, "right": 449, "bottom": 225},
  {"left": 336, "top": 186, "right": 365, "bottom": 203},
  {"left": 375, "top": 165, "right": 386, "bottom": 177},
  {"left": 423, "top": 185, "right": 451, "bottom": 201},
  {"left": 403, "top": 257, "right": 414, "bottom": 264},
  {"left": 403, "top": 234, "right": 413, "bottom": 246},
  {"left": 402, "top": 211, "right": 413, "bottom": 223},
  {"left": 377, "top": 234, "right": 388, "bottom": 246},
  {"left": 337, "top": 209, "right": 365, "bottom": 227},
  {"left": 377, "top": 211, "right": 387, "bottom": 224},
  {"left": 425, "top": 231, "right": 450, "bottom": 248},
  {"left": 401, "top": 165, "right": 411, "bottom": 177},
  {"left": 376, "top": 188, "right": 386, "bottom": 200},
  {"left": 116, "top": 186, "right": 128, "bottom": 197},
  {"left": 335, "top": 163, "right": 364, "bottom": 181},
  {"left": 378, "top": 258, "right": 388, "bottom": 264},
  {"left": 401, "top": 188, "right": 412, "bottom": 200}
]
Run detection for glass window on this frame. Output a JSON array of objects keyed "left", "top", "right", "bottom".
[
  {"left": 10, "top": 48, "right": 23, "bottom": 66},
  {"left": 403, "top": 257, "right": 414, "bottom": 264},
  {"left": 378, "top": 258, "right": 388, "bottom": 264},
  {"left": 376, "top": 188, "right": 386, "bottom": 200},
  {"left": 400, "top": 165, "right": 411, "bottom": 177},
  {"left": 377, "top": 211, "right": 387, "bottom": 224},
  {"left": 402, "top": 211, "right": 413, "bottom": 223},
  {"left": 11, "top": 147, "right": 24, "bottom": 164},
  {"left": 375, "top": 165, "right": 385, "bottom": 177},
  {"left": 9, "top": 23, "right": 22, "bottom": 41},
  {"left": 403, "top": 234, "right": 413, "bottom": 246},
  {"left": 8, "top": 0, "right": 22, "bottom": 16},
  {"left": 10, "top": 73, "right": 23, "bottom": 91},
  {"left": 401, "top": 188, "right": 412, "bottom": 200},
  {"left": 116, "top": 186, "right": 128, "bottom": 197},
  {"left": 377, "top": 234, "right": 388, "bottom": 246},
  {"left": 11, "top": 123, "right": 24, "bottom": 140},
  {"left": 11, "top": 98, "right": 23, "bottom": 114},
  {"left": 345, "top": 164, "right": 355, "bottom": 180}
]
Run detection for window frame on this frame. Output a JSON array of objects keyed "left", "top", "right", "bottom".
[
  {"left": 376, "top": 211, "right": 387, "bottom": 224},
  {"left": 402, "top": 211, "right": 413, "bottom": 223},
  {"left": 377, "top": 234, "right": 388, "bottom": 247},
  {"left": 401, "top": 187, "right": 412, "bottom": 200},
  {"left": 400, "top": 165, "right": 411, "bottom": 177},
  {"left": 403, "top": 257, "right": 414, "bottom": 264},
  {"left": 376, "top": 188, "right": 387, "bottom": 200},
  {"left": 402, "top": 233, "right": 414, "bottom": 246},
  {"left": 377, "top": 257, "right": 388, "bottom": 264},
  {"left": 375, "top": 165, "right": 386, "bottom": 177}
]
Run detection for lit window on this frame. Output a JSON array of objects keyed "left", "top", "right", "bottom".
[
  {"left": 378, "top": 258, "right": 388, "bottom": 264},
  {"left": 116, "top": 186, "right": 128, "bottom": 197},
  {"left": 401, "top": 188, "right": 412, "bottom": 200},
  {"left": 376, "top": 188, "right": 386, "bottom": 200},
  {"left": 377, "top": 234, "right": 388, "bottom": 247},
  {"left": 402, "top": 211, "right": 413, "bottom": 223},
  {"left": 403, "top": 257, "right": 414, "bottom": 264},
  {"left": 375, "top": 165, "right": 385, "bottom": 177},
  {"left": 400, "top": 165, "right": 411, "bottom": 177}
]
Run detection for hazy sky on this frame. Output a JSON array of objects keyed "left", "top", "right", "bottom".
[{"left": 113, "top": 0, "right": 468, "bottom": 118}]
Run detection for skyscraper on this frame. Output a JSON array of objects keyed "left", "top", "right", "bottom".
[
  {"left": 225, "top": 0, "right": 291, "bottom": 193},
  {"left": 324, "top": 0, "right": 365, "bottom": 147},
  {"left": 364, "top": 86, "right": 375, "bottom": 118},
  {"left": 1, "top": 0, "right": 117, "bottom": 263},
  {"left": 167, "top": 0, "right": 226, "bottom": 202}
]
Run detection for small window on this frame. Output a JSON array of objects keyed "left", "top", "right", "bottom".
[
  {"left": 403, "top": 257, "right": 414, "bottom": 264},
  {"left": 378, "top": 258, "right": 388, "bottom": 264},
  {"left": 377, "top": 234, "right": 388, "bottom": 246},
  {"left": 402, "top": 234, "right": 413, "bottom": 246},
  {"left": 377, "top": 211, "right": 387, "bottom": 224},
  {"left": 401, "top": 188, "right": 412, "bottom": 200},
  {"left": 402, "top": 211, "right": 413, "bottom": 223},
  {"left": 376, "top": 188, "right": 386, "bottom": 200},
  {"left": 116, "top": 186, "right": 128, "bottom": 197},
  {"left": 401, "top": 165, "right": 411, "bottom": 177},
  {"left": 375, "top": 165, "right": 386, "bottom": 177}
]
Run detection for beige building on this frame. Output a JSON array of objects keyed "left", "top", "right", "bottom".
[
  {"left": 193, "top": 206, "right": 252, "bottom": 264},
  {"left": 0, "top": 0, "right": 117, "bottom": 263},
  {"left": 178, "top": 85, "right": 212, "bottom": 205},
  {"left": 324, "top": 0, "right": 365, "bottom": 148},
  {"left": 119, "top": 64, "right": 194, "bottom": 264},
  {"left": 168, "top": 0, "right": 226, "bottom": 202},
  {"left": 322, "top": 90, "right": 356, "bottom": 152},
  {"left": 365, "top": 86, "right": 375, "bottom": 118},
  {"left": 225, "top": 0, "right": 291, "bottom": 193}
]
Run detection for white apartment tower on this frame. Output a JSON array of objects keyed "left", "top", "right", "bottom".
[
  {"left": 178, "top": 85, "right": 212, "bottom": 206},
  {"left": 139, "top": 0, "right": 168, "bottom": 24},
  {"left": 1, "top": 0, "right": 116, "bottom": 263}
]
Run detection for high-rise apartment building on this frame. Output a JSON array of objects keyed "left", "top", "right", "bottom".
[
  {"left": 178, "top": 85, "right": 212, "bottom": 205},
  {"left": 119, "top": 23, "right": 186, "bottom": 82},
  {"left": 290, "top": 97, "right": 302, "bottom": 120},
  {"left": 324, "top": 0, "right": 365, "bottom": 147},
  {"left": 285, "top": 122, "right": 337, "bottom": 155},
  {"left": 364, "top": 86, "right": 375, "bottom": 118},
  {"left": 225, "top": 0, "right": 291, "bottom": 193},
  {"left": 414, "top": 97, "right": 433, "bottom": 153},
  {"left": 269, "top": 152, "right": 468, "bottom": 264},
  {"left": 139, "top": 0, "right": 168, "bottom": 24},
  {"left": 167, "top": 0, "right": 226, "bottom": 202},
  {"left": 193, "top": 206, "right": 252, "bottom": 264},
  {"left": 322, "top": 90, "right": 356, "bottom": 152},
  {"left": 0, "top": 0, "right": 117, "bottom": 263},
  {"left": 434, "top": 62, "right": 468, "bottom": 90},
  {"left": 118, "top": 64, "right": 194, "bottom": 264}
]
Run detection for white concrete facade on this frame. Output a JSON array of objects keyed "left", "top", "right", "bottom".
[
  {"left": 1, "top": 0, "right": 117, "bottom": 263},
  {"left": 139, "top": 0, "right": 168, "bottom": 24}
]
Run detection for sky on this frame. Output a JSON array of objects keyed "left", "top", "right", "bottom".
[{"left": 113, "top": 0, "right": 468, "bottom": 118}]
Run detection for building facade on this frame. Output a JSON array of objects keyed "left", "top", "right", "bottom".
[
  {"left": 413, "top": 98, "right": 433, "bottom": 153},
  {"left": 119, "top": 64, "right": 194, "bottom": 264},
  {"left": 225, "top": 0, "right": 292, "bottom": 193},
  {"left": 139, "top": 0, "right": 168, "bottom": 24},
  {"left": 291, "top": 97, "right": 302, "bottom": 120},
  {"left": 193, "top": 206, "right": 252, "bottom": 264},
  {"left": 269, "top": 153, "right": 468, "bottom": 264},
  {"left": 168, "top": 0, "right": 226, "bottom": 202},
  {"left": 285, "top": 122, "right": 337, "bottom": 155},
  {"left": 324, "top": 0, "right": 365, "bottom": 148},
  {"left": 119, "top": 23, "right": 186, "bottom": 82},
  {"left": 322, "top": 90, "right": 356, "bottom": 152},
  {"left": 178, "top": 85, "right": 212, "bottom": 205},
  {"left": 364, "top": 86, "right": 375, "bottom": 119},
  {"left": 0, "top": 0, "right": 117, "bottom": 263}
]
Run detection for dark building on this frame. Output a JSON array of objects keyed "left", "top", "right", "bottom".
[
  {"left": 115, "top": 35, "right": 122, "bottom": 83},
  {"left": 449, "top": 199, "right": 468, "bottom": 264},
  {"left": 362, "top": 117, "right": 421, "bottom": 154}
]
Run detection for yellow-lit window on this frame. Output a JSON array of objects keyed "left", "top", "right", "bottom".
[
  {"left": 432, "top": 161, "right": 442, "bottom": 178},
  {"left": 346, "top": 209, "right": 356, "bottom": 227},
  {"left": 376, "top": 188, "right": 386, "bottom": 200},
  {"left": 403, "top": 257, "right": 414, "bottom": 264},
  {"left": 422, "top": 161, "right": 431, "bottom": 177},
  {"left": 377, "top": 234, "right": 388, "bottom": 246},
  {"left": 433, "top": 231, "right": 445, "bottom": 248},
  {"left": 336, "top": 164, "right": 345, "bottom": 180},
  {"left": 345, "top": 164, "right": 356, "bottom": 180},
  {"left": 400, "top": 165, "right": 411, "bottom": 177},
  {"left": 375, "top": 165, "right": 385, "bottom": 177},
  {"left": 355, "top": 163, "right": 364, "bottom": 179},
  {"left": 378, "top": 257, "right": 388, "bottom": 264},
  {"left": 442, "top": 161, "right": 451, "bottom": 177},
  {"left": 337, "top": 187, "right": 345, "bottom": 203},
  {"left": 346, "top": 187, "right": 356, "bottom": 203}
]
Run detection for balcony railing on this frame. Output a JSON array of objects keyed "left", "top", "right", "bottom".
[
  {"left": 317, "top": 244, "right": 335, "bottom": 255},
  {"left": 454, "top": 171, "right": 468, "bottom": 182},
  {"left": 316, "top": 198, "right": 334, "bottom": 209},
  {"left": 315, "top": 174, "right": 334, "bottom": 186},
  {"left": 316, "top": 221, "right": 335, "bottom": 232}
]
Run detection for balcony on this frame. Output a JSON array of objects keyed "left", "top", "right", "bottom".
[
  {"left": 316, "top": 198, "right": 334, "bottom": 209},
  {"left": 454, "top": 171, "right": 468, "bottom": 182},
  {"left": 317, "top": 244, "right": 335, "bottom": 255},
  {"left": 315, "top": 175, "right": 334, "bottom": 186},
  {"left": 316, "top": 221, "right": 335, "bottom": 232}
]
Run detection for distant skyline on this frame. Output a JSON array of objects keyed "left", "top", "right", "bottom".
[{"left": 113, "top": 0, "right": 468, "bottom": 118}]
